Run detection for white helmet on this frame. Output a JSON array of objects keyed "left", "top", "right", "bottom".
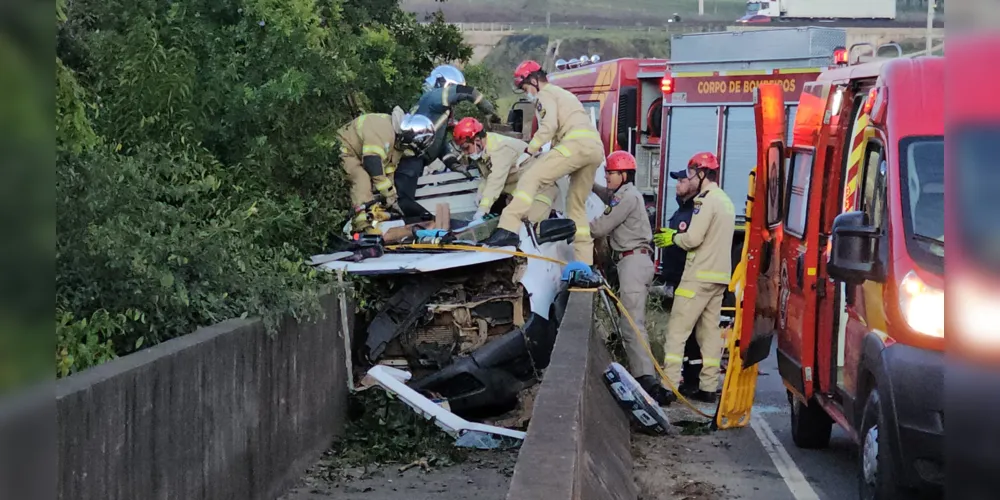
[
  {"left": 423, "top": 64, "right": 466, "bottom": 92},
  {"left": 397, "top": 114, "right": 436, "bottom": 155}
]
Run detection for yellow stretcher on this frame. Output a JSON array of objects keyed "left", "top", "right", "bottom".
[{"left": 714, "top": 167, "right": 760, "bottom": 430}]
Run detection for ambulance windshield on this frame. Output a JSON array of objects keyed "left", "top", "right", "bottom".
[
  {"left": 955, "top": 126, "right": 1000, "bottom": 274},
  {"left": 899, "top": 136, "right": 944, "bottom": 269}
]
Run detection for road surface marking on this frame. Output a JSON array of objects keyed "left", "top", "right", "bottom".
[{"left": 750, "top": 414, "right": 822, "bottom": 500}]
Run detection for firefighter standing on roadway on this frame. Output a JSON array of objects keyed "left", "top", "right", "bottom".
[
  {"left": 394, "top": 65, "right": 500, "bottom": 219},
  {"left": 451, "top": 117, "right": 559, "bottom": 223},
  {"left": 653, "top": 152, "right": 735, "bottom": 403},
  {"left": 337, "top": 112, "right": 436, "bottom": 233},
  {"left": 591, "top": 151, "right": 673, "bottom": 406},
  {"left": 661, "top": 168, "right": 708, "bottom": 395},
  {"left": 484, "top": 59, "right": 605, "bottom": 271}
]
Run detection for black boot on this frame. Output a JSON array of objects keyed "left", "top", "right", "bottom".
[
  {"left": 680, "top": 384, "right": 718, "bottom": 403},
  {"left": 636, "top": 375, "right": 677, "bottom": 407},
  {"left": 483, "top": 228, "right": 519, "bottom": 248}
]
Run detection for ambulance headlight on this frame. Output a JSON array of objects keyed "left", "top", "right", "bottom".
[
  {"left": 899, "top": 271, "right": 944, "bottom": 338},
  {"left": 954, "top": 276, "right": 1000, "bottom": 348}
]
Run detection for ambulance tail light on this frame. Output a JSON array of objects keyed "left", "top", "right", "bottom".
[
  {"left": 833, "top": 46, "right": 848, "bottom": 65},
  {"left": 870, "top": 88, "right": 888, "bottom": 125},
  {"left": 661, "top": 76, "right": 674, "bottom": 94},
  {"left": 862, "top": 87, "right": 878, "bottom": 115}
]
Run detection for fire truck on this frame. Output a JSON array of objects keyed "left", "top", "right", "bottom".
[
  {"left": 506, "top": 56, "right": 669, "bottom": 214},
  {"left": 654, "top": 27, "right": 847, "bottom": 281}
]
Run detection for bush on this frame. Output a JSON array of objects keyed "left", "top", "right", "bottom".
[{"left": 55, "top": 0, "right": 473, "bottom": 376}]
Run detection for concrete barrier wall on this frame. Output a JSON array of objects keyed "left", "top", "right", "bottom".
[
  {"left": 55, "top": 291, "right": 353, "bottom": 500},
  {"left": 507, "top": 291, "right": 637, "bottom": 500}
]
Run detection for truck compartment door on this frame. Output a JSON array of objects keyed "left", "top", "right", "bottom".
[
  {"left": 776, "top": 81, "right": 837, "bottom": 402},
  {"left": 737, "top": 83, "right": 787, "bottom": 368}
]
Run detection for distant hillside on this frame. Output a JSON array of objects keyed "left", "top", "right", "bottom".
[
  {"left": 403, "top": 0, "right": 940, "bottom": 25},
  {"left": 402, "top": 0, "right": 747, "bottom": 24},
  {"left": 483, "top": 31, "right": 671, "bottom": 72}
]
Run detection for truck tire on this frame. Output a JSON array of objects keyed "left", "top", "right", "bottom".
[
  {"left": 790, "top": 396, "right": 833, "bottom": 449},
  {"left": 858, "top": 388, "right": 911, "bottom": 500}
]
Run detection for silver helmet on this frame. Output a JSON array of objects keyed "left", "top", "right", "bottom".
[
  {"left": 423, "top": 64, "right": 466, "bottom": 92},
  {"left": 555, "top": 59, "right": 568, "bottom": 71},
  {"left": 397, "top": 114, "right": 436, "bottom": 155}
]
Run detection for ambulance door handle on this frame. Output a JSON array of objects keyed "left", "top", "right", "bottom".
[{"left": 795, "top": 254, "right": 805, "bottom": 289}]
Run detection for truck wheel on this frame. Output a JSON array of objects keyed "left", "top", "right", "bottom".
[
  {"left": 790, "top": 396, "right": 833, "bottom": 449},
  {"left": 858, "top": 388, "right": 910, "bottom": 500}
]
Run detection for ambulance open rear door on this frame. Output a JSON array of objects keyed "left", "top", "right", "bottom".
[{"left": 715, "top": 83, "right": 786, "bottom": 429}]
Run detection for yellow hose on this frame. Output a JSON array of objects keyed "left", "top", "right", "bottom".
[{"left": 388, "top": 242, "right": 715, "bottom": 419}]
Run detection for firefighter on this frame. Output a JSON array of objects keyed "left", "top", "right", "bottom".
[
  {"left": 653, "top": 152, "right": 735, "bottom": 403},
  {"left": 484, "top": 60, "right": 605, "bottom": 271},
  {"left": 337, "top": 112, "right": 436, "bottom": 233},
  {"left": 661, "top": 169, "right": 706, "bottom": 395},
  {"left": 451, "top": 117, "right": 558, "bottom": 223},
  {"left": 591, "top": 151, "right": 672, "bottom": 406},
  {"left": 394, "top": 65, "right": 500, "bottom": 219}
]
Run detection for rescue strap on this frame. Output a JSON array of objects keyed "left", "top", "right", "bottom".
[{"left": 387, "top": 242, "right": 716, "bottom": 419}]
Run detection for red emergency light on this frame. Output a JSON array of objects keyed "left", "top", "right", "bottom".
[
  {"left": 661, "top": 76, "right": 674, "bottom": 94},
  {"left": 862, "top": 87, "right": 878, "bottom": 114},
  {"left": 833, "top": 46, "right": 848, "bottom": 65}
]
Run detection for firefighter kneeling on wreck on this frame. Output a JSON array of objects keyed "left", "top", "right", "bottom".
[
  {"left": 591, "top": 151, "right": 673, "bottom": 406},
  {"left": 451, "top": 117, "right": 559, "bottom": 224}
]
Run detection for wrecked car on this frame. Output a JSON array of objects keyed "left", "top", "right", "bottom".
[{"left": 311, "top": 139, "right": 608, "bottom": 419}]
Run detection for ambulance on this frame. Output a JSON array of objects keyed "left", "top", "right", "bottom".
[{"left": 739, "top": 43, "right": 945, "bottom": 497}]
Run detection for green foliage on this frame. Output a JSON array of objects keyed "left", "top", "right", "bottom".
[
  {"left": 330, "top": 389, "right": 469, "bottom": 467},
  {"left": 55, "top": 0, "right": 472, "bottom": 377}
]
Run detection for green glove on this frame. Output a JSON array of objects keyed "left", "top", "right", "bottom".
[{"left": 653, "top": 227, "right": 677, "bottom": 248}]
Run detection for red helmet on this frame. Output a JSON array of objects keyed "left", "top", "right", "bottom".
[
  {"left": 452, "top": 117, "right": 484, "bottom": 145},
  {"left": 605, "top": 150, "right": 637, "bottom": 171},
  {"left": 688, "top": 152, "right": 720, "bottom": 171},
  {"left": 513, "top": 60, "right": 543, "bottom": 90}
]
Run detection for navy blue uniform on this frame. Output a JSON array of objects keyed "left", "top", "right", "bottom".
[
  {"left": 662, "top": 195, "right": 702, "bottom": 390},
  {"left": 394, "top": 85, "right": 496, "bottom": 219}
]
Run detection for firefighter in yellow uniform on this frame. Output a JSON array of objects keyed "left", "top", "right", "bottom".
[
  {"left": 337, "top": 112, "right": 435, "bottom": 232},
  {"left": 484, "top": 60, "right": 605, "bottom": 267},
  {"left": 591, "top": 151, "right": 673, "bottom": 406},
  {"left": 653, "top": 152, "right": 735, "bottom": 403},
  {"left": 451, "top": 117, "right": 559, "bottom": 223}
]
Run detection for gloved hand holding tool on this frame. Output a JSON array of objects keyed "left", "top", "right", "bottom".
[
  {"left": 372, "top": 175, "right": 398, "bottom": 207},
  {"left": 653, "top": 227, "right": 678, "bottom": 248}
]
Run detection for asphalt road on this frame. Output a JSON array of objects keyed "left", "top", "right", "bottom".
[
  {"left": 749, "top": 341, "right": 858, "bottom": 500},
  {"left": 645, "top": 339, "right": 859, "bottom": 500}
]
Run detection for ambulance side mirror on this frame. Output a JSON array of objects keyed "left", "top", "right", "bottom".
[
  {"left": 535, "top": 218, "right": 577, "bottom": 245},
  {"left": 828, "top": 211, "right": 878, "bottom": 284}
]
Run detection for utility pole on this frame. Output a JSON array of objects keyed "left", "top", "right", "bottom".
[
  {"left": 925, "top": 0, "right": 935, "bottom": 54},
  {"left": 699, "top": 0, "right": 705, "bottom": 16}
]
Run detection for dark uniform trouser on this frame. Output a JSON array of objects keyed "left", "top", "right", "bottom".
[
  {"left": 394, "top": 155, "right": 432, "bottom": 219},
  {"left": 617, "top": 252, "right": 656, "bottom": 379}
]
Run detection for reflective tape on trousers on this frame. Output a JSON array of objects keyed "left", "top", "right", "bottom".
[
  {"left": 674, "top": 288, "right": 696, "bottom": 298},
  {"left": 696, "top": 271, "right": 730, "bottom": 282},
  {"left": 512, "top": 190, "right": 533, "bottom": 203}
]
